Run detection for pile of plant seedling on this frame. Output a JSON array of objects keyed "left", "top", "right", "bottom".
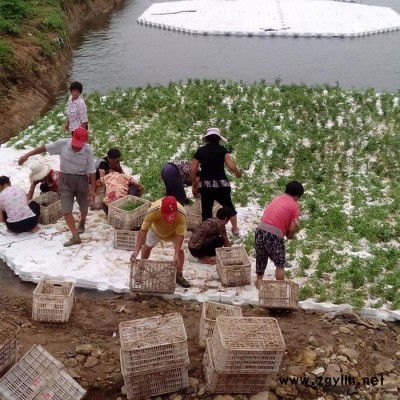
[
  {"left": 120, "top": 200, "right": 141, "bottom": 212},
  {"left": 9, "top": 80, "right": 400, "bottom": 310}
]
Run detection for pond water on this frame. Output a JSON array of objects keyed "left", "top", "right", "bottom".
[{"left": 68, "top": 0, "right": 400, "bottom": 94}]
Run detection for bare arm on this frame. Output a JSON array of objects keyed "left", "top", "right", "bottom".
[
  {"left": 89, "top": 173, "right": 97, "bottom": 201},
  {"left": 18, "top": 146, "right": 47, "bottom": 165},
  {"left": 130, "top": 229, "right": 148, "bottom": 261},
  {"left": 190, "top": 159, "right": 200, "bottom": 198},
  {"left": 173, "top": 235, "right": 184, "bottom": 267},
  {"left": 27, "top": 182, "right": 37, "bottom": 201},
  {"left": 286, "top": 219, "right": 299, "bottom": 240},
  {"left": 224, "top": 154, "right": 242, "bottom": 178},
  {"left": 222, "top": 232, "right": 231, "bottom": 247}
]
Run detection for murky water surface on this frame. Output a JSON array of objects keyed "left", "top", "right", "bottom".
[{"left": 68, "top": 0, "right": 400, "bottom": 93}]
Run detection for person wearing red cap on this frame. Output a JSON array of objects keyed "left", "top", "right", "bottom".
[
  {"left": 18, "top": 127, "right": 96, "bottom": 247},
  {"left": 130, "top": 196, "right": 190, "bottom": 288}
]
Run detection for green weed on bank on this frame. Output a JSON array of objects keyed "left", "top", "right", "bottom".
[{"left": 8, "top": 81, "right": 400, "bottom": 310}]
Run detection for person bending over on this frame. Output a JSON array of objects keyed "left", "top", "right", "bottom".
[
  {"left": 130, "top": 196, "right": 190, "bottom": 288},
  {"left": 255, "top": 181, "right": 304, "bottom": 286},
  {"left": 27, "top": 160, "right": 60, "bottom": 201}
]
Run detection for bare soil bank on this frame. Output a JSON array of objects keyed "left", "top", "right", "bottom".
[
  {"left": 0, "top": 0, "right": 126, "bottom": 144},
  {"left": 1, "top": 285, "right": 400, "bottom": 400}
]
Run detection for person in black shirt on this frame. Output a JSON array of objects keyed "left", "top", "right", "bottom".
[
  {"left": 95, "top": 148, "right": 123, "bottom": 180},
  {"left": 190, "top": 128, "right": 242, "bottom": 236}
]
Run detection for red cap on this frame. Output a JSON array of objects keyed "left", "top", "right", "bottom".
[
  {"left": 161, "top": 196, "right": 177, "bottom": 223},
  {"left": 71, "top": 127, "right": 88, "bottom": 149}
]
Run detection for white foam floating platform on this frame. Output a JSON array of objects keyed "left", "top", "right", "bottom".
[{"left": 137, "top": 0, "right": 400, "bottom": 38}]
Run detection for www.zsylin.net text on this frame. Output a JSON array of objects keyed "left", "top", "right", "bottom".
[{"left": 279, "top": 374, "right": 384, "bottom": 387}]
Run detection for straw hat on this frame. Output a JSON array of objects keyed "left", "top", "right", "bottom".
[
  {"left": 29, "top": 160, "right": 51, "bottom": 183},
  {"left": 202, "top": 127, "right": 227, "bottom": 142}
]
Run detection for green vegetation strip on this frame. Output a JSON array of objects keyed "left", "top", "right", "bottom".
[{"left": 9, "top": 81, "right": 400, "bottom": 309}]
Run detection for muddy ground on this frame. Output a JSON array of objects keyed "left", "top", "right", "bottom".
[{"left": 1, "top": 274, "right": 399, "bottom": 400}]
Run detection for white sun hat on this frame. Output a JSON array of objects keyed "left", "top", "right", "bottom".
[
  {"left": 29, "top": 160, "right": 51, "bottom": 183},
  {"left": 202, "top": 127, "right": 227, "bottom": 142}
]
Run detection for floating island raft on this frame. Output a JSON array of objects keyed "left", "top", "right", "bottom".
[{"left": 137, "top": 0, "right": 400, "bottom": 37}]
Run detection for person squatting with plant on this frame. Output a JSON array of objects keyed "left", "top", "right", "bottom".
[
  {"left": 255, "top": 181, "right": 304, "bottom": 286},
  {"left": 130, "top": 196, "right": 191, "bottom": 288},
  {"left": 26, "top": 160, "right": 60, "bottom": 201},
  {"left": 64, "top": 81, "right": 88, "bottom": 134},
  {"left": 190, "top": 127, "right": 242, "bottom": 236},
  {"left": 161, "top": 160, "right": 200, "bottom": 206},
  {"left": 0, "top": 176, "right": 41, "bottom": 234},
  {"left": 97, "top": 171, "right": 144, "bottom": 215},
  {"left": 18, "top": 127, "right": 96, "bottom": 247},
  {"left": 188, "top": 207, "right": 236, "bottom": 265}
]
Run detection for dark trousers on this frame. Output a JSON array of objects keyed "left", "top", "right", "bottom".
[
  {"left": 199, "top": 187, "right": 236, "bottom": 221},
  {"left": 189, "top": 236, "right": 224, "bottom": 258},
  {"left": 3, "top": 201, "right": 40, "bottom": 234},
  {"left": 161, "top": 163, "right": 187, "bottom": 206}
]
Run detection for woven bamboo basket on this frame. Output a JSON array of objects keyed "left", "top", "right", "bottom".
[
  {"left": 119, "top": 313, "right": 189, "bottom": 374},
  {"left": 198, "top": 302, "right": 242, "bottom": 348},
  {"left": 259, "top": 280, "right": 299, "bottom": 311},
  {"left": 209, "top": 316, "right": 286, "bottom": 374}
]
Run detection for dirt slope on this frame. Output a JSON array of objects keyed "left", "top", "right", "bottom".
[{"left": 0, "top": 0, "right": 125, "bottom": 144}]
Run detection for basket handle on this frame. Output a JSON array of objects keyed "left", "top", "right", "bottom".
[{"left": 52, "top": 283, "right": 63, "bottom": 288}]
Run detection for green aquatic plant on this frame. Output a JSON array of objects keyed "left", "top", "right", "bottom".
[{"left": 8, "top": 81, "right": 400, "bottom": 309}]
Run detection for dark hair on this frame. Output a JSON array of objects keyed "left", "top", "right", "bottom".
[
  {"left": 0, "top": 176, "right": 11, "bottom": 185},
  {"left": 285, "top": 181, "right": 304, "bottom": 197},
  {"left": 204, "top": 134, "right": 221, "bottom": 144},
  {"left": 107, "top": 148, "right": 121, "bottom": 159},
  {"left": 216, "top": 207, "right": 236, "bottom": 220},
  {"left": 69, "top": 81, "right": 83, "bottom": 94}
]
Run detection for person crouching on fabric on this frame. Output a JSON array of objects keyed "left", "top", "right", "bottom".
[
  {"left": 96, "top": 170, "right": 144, "bottom": 215},
  {"left": 27, "top": 160, "right": 60, "bottom": 201},
  {"left": 188, "top": 207, "right": 236, "bottom": 265},
  {"left": 0, "top": 176, "right": 41, "bottom": 234}
]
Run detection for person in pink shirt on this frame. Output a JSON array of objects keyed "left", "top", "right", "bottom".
[{"left": 255, "top": 181, "right": 304, "bottom": 286}]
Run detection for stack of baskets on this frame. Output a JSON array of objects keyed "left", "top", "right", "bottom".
[
  {"left": 0, "top": 344, "right": 86, "bottom": 399},
  {"left": 108, "top": 195, "right": 150, "bottom": 252},
  {"left": 107, "top": 195, "right": 150, "bottom": 230},
  {"left": 33, "top": 191, "right": 62, "bottom": 225},
  {"left": 0, "top": 318, "right": 20, "bottom": 377},
  {"left": 204, "top": 316, "right": 286, "bottom": 394},
  {"left": 119, "top": 313, "right": 190, "bottom": 400},
  {"left": 259, "top": 280, "right": 300, "bottom": 311},
  {"left": 32, "top": 280, "right": 75, "bottom": 323},
  {"left": 216, "top": 246, "right": 251, "bottom": 286},
  {"left": 198, "top": 301, "right": 242, "bottom": 348}
]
